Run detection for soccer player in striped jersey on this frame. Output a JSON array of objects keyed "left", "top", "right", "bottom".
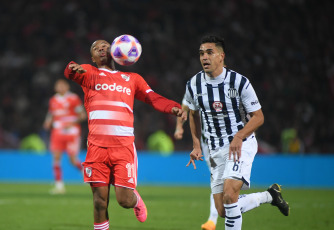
[
  {"left": 64, "top": 39, "right": 186, "bottom": 230},
  {"left": 185, "top": 35, "right": 290, "bottom": 230},
  {"left": 43, "top": 79, "right": 87, "bottom": 194}
]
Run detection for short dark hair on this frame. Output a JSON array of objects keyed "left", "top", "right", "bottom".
[{"left": 200, "top": 35, "right": 225, "bottom": 52}]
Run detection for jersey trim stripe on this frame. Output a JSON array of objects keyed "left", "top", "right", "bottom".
[
  {"left": 207, "top": 83, "right": 223, "bottom": 148},
  {"left": 230, "top": 72, "right": 242, "bottom": 123},
  {"left": 89, "top": 110, "right": 133, "bottom": 121},
  {"left": 238, "top": 76, "right": 247, "bottom": 96},
  {"left": 196, "top": 72, "right": 211, "bottom": 133},
  {"left": 90, "top": 125, "right": 134, "bottom": 136},
  {"left": 90, "top": 100, "right": 133, "bottom": 113},
  {"left": 186, "top": 81, "right": 194, "bottom": 100}
]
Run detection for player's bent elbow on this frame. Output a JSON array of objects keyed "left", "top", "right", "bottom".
[{"left": 259, "top": 115, "right": 264, "bottom": 126}]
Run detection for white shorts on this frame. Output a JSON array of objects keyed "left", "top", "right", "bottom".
[{"left": 209, "top": 135, "right": 258, "bottom": 194}]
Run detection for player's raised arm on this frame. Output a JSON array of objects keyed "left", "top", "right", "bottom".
[
  {"left": 69, "top": 63, "right": 87, "bottom": 74},
  {"left": 64, "top": 61, "right": 88, "bottom": 85},
  {"left": 132, "top": 73, "right": 187, "bottom": 119}
]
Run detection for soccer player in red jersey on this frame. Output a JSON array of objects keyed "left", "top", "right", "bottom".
[
  {"left": 64, "top": 39, "right": 186, "bottom": 230},
  {"left": 43, "top": 79, "right": 87, "bottom": 194}
]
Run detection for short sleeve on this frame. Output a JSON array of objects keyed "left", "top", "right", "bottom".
[
  {"left": 184, "top": 80, "right": 198, "bottom": 111},
  {"left": 240, "top": 82, "right": 261, "bottom": 113},
  {"left": 133, "top": 73, "right": 153, "bottom": 101}
]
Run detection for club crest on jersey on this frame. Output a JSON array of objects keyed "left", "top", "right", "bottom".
[
  {"left": 212, "top": 101, "right": 223, "bottom": 112},
  {"left": 227, "top": 88, "right": 238, "bottom": 98},
  {"left": 121, "top": 74, "right": 130, "bottom": 81},
  {"left": 85, "top": 167, "right": 92, "bottom": 178}
]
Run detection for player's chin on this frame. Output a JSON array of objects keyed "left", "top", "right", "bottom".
[{"left": 202, "top": 67, "right": 211, "bottom": 72}]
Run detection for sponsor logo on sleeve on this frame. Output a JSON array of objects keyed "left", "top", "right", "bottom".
[{"left": 251, "top": 100, "right": 259, "bottom": 106}]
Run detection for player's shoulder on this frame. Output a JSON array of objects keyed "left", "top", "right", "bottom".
[
  {"left": 120, "top": 71, "right": 142, "bottom": 78},
  {"left": 81, "top": 64, "right": 97, "bottom": 73},
  {"left": 67, "top": 91, "right": 80, "bottom": 99},
  {"left": 226, "top": 68, "right": 250, "bottom": 82},
  {"left": 118, "top": 71, "right": 143, "bottom": 81},
  {"left": 49, "top": 94, "right": 57, "bottom": 102},
  {"left": 188, "top": 70, "right": 204, "bottom": 86}
]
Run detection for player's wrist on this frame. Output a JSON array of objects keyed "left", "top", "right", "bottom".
[{"left": 234, "top": 134, "right": 243, "bottom": 140}]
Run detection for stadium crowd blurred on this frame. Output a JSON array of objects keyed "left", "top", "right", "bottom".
[{"left": 0, "top": 0, "right": 333, "bottom": 153}]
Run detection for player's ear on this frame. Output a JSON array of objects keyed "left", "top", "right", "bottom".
[
  {"left": 220, "top": 52, "right": 225, "bottom": 63},
  {"left": 91, "top": 56, "right": 96, "bottom": 63}
]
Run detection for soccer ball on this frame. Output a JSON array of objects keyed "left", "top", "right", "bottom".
[{"left": 110, "top": 34, "right": 142, "bottom": 66}]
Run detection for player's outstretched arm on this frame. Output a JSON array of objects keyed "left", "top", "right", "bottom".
[
  {"left": 145, "top": 92, "right": 186, "bottom": 119},
  {"left": 64, "top": 61, "right": 89, "bottom": 86}
]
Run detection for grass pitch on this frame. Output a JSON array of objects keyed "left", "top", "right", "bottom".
[{"left": 0, "top": 183, "right": 333, "bottom": 230}]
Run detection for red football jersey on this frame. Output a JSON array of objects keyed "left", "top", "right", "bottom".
[
  {"left": 48, "top": 92, "right": 83, "bottom": 136},
  {"left": 65, "top": 63, "right": 172, "bottom": 147}
]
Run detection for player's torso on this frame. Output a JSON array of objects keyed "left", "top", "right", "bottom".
[
  {"left": 50, "top": 93, "right": 80, "bottom": 135},
  {"left": 81, "top": 67, "right": 140, "bottom": 147},
  {"left": 191, "top": 70, "right": 249, "bottom": 149},
  {"left": 83, "top": 68, "right": 136, "bottom": 110}
]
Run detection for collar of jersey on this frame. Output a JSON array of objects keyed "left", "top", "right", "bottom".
[
  {"left": 98, "top": 67, "right": 119, "bottom": 74},
  {"left": 204, "top": 67, "right": 226, "bottom": 84},
  {"left": 55, "top": 91, "right": 71, "bottom": 99}
]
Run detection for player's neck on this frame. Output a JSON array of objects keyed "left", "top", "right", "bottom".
[
  {"left": 208, "top": 68, "right": 224, "bottom": 78},
  {"left": 98, "top": 64, "right": 115, "bottom": 71}
]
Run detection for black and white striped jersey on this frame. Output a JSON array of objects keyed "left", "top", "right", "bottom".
[{"left": 185, "top": 67, "right": 261, "bottom": 150}]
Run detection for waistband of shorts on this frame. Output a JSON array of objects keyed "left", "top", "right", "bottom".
[{"left": 243, "top": 134, "right": 255, "bottom": 142}]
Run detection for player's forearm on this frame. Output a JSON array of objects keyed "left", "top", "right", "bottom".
[
  {"left": 235, "top": 109, "right": 264, "bottom": 140},
  {"left": 43, "top": 113, "right": 53, "bottom": 130},
  {"left": 175, "top": 116, "right": 185, "bottom": 129},
  {"left": 74, "top": 113, "right": 87, "bottom": 124},
  {"left": 189, "top": 110, "right": 202, "bottom": 150}
]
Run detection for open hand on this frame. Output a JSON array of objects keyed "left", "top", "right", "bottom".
[
  {"left": 68, "top": 63, "right": 87, "bottom": 73},
  {"left": 186, "top": 148, "right": 203, "bottom": 169}
]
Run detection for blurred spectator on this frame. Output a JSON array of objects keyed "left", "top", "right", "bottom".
[
  {"left": 0, "top": 0, "right": 333, "bottom": 153},
  {"left": 20, "top": 133, "right": 46, "bottom": 152},
  {"left": 281, "top": 128, "right": 304, "bottom": 154},
  {"left": 147, "top": 130, "right": 174, "bottom": 155}
]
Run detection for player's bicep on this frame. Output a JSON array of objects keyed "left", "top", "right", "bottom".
[{"left": 133, "top": 73, "right": 153, "bottom": 101}]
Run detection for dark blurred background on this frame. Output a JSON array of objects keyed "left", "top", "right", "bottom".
[{"left": 0, "top": 0, "right": 333, "bottom": 153}]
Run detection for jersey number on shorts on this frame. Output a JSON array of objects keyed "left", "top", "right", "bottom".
[
  {"left": 126, "top": 163, "right": 135, "bottom": 178},
  {"left": 232, "top": 162, "right": 240, "bottom": 172}
]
